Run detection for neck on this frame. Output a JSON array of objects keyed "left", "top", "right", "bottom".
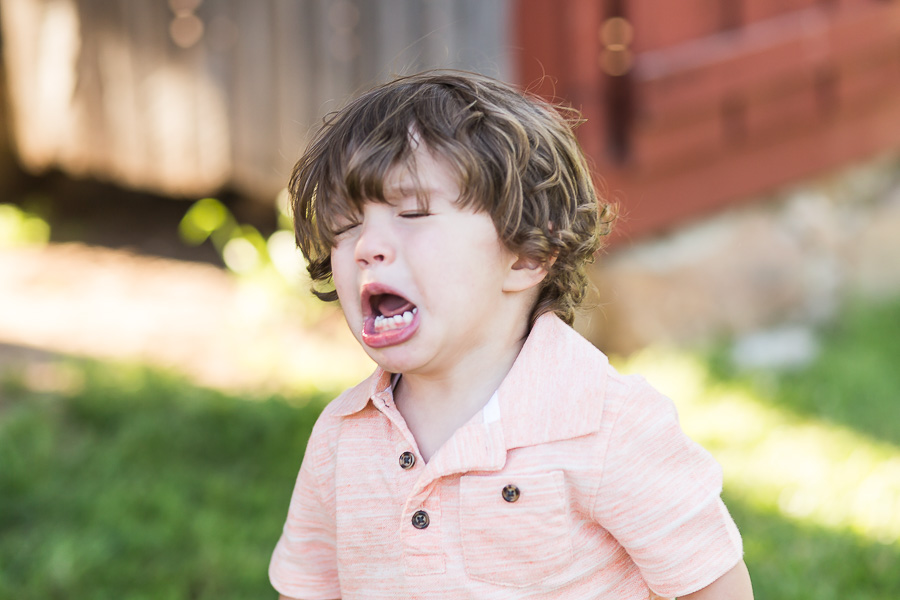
[
  {"left": 400, "top": 332, "right": 524, "bottom": 410},
  {"left": 393, "top": 316, "right": 530, "bottom": 461}
]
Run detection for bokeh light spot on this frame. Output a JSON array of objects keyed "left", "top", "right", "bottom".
[
  {"left": 222, "top": 237, "right": 260, "bottom": 274},
  {"left": 170, "top": 13, "right": 204, "bottom": 49},
  {"left": 0, "top": 204, "right": 51, "bottom": 247},
  {"left": 179, "top": 198, "right": 228, "bottom": 245}
]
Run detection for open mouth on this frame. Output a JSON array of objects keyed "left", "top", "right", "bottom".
[
  {"left": 371, "top": 292, "right": 417, "bottom": 332},
  {"left": 361, "top": 288, "right": 420, "bottom": 348}
]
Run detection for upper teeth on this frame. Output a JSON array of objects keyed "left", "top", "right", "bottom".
[{"left": 374, "top": 308, "right": 417, "bottom": 332}]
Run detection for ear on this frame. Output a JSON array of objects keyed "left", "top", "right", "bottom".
[{"left": 502, "top": 255, "right": 553, "bottom": 293}]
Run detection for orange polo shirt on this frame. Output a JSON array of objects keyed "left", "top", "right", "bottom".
[{"left": 270, "top": 313, "right": 743, "bottom": 599}]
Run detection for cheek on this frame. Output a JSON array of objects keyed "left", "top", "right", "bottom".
[
  {"left": 423, "top": 243, "right": 507, "bottom": 299},
  {"left": 330, "top": 249, "right": 357, "bottom": 304}
]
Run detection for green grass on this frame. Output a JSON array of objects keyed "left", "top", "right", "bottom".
[
  {"left": 1, "top": 296, "right": 899, "bottom": 599},
  {"left": 749, "top": 300, "right": 900, "bottom": 447},
  {"left": 0, "top": 363, "right": 329, "bottom": 600},
  {"left": 728, "top": 500, "right": 900, "bottom": 600}
]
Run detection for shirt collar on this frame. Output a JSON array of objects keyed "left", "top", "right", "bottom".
[
  {"left": 328, "top": 313, "right": 610, "bottom": 448},
  {"left": 329, "top": 367, "right": 393, "bottom": 417},
  {"left": 496, "top": 312, "right": 609, "bottom": 450}
]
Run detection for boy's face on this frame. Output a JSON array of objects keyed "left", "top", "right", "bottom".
[{"left": 329, "top": 144, "right": 526, "bottom": 378}]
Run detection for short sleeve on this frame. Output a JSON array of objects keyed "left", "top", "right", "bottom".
[
  {"left": 592, "top": 376, "right": 743, "bottom": 598},
  {"left": 269, "top": 418, "right": 341, "bottom": 600}
]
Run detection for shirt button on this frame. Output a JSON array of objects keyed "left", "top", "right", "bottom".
[
  {"left": 399, "top": 451, "right": 416, "bottom": 470},
  {"left": 502, "top": 484, "right": 520, "bottom": 503},
  {"left": 411, "top": 510, "right": 430, "bottom": 529}
]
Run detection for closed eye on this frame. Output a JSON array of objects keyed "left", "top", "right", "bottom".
[
  {"left": 332, "top": 221, "right": 360, "bottom": 238},
  {"left": 399, "top": 211, "right": 432, "bottom": 219}
]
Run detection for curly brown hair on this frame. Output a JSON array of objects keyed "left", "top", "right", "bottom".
[{"left": 291, "top": 70, "right": 614, "bottom": 326}]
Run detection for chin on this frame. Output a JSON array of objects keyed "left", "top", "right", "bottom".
[{"left": 365, "top": 347, "right": 425, "bottom": 376}]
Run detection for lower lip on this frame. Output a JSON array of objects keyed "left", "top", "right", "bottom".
[{"left": 361, "top": 312, "right": 420, "bottom": 348}]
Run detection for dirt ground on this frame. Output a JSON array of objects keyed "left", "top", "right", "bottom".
[{"left": 0, "top": 173, "right": 374, "bottom": 395}]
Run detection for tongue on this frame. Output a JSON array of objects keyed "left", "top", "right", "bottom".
[{"left": 377, "top": 294, "right": 415, "bottom": 318}]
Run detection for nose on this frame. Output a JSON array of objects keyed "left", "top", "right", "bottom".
[{"left": 353, "top": 218, "right": 395, "bottom": 268}]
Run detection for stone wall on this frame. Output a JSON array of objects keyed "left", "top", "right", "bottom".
[{"left": 578, "top": 152, "right": 900, "bottom": 356}]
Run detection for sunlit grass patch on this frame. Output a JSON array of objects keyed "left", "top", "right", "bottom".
[{"left": 620, "top": 347, "right": 900, "bottom": 545}]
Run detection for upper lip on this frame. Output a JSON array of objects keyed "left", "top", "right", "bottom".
[{"left": 360, "top": 282, "right": 413, "bottom": 319}]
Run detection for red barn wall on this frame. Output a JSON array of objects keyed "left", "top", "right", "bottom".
[{"left": 514, "top": 0, "right": 900, "bottom": 244}]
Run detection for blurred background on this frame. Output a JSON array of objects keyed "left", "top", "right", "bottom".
[{"left": 1, "top": 0, "right": 898, "bottom": 598}]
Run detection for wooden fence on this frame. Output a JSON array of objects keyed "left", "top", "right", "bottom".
[{"left": 0, "top": 0, "right": 510, "bottom": 201}]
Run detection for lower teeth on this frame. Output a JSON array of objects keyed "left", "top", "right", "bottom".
[{"left": 374, "top": 308, "right": 416, "bottom": 332}]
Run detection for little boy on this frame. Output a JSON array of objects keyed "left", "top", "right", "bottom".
[{"left": 270, "top": 71, "right": 753, "bottom": 599}]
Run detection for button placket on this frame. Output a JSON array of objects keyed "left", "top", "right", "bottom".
[
  {"left": 376, "top": 392, "right": 421, "bottom": 461},
  {"left": 403, "top": 490, "right": 446, "bottom": 575},
  {"left": 404, "top": 485, "right": 441, "bottom": 541}
]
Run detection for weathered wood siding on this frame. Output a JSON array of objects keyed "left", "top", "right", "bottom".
[{"left": 0, "top": 0, "right": 510, "bottom": 200}]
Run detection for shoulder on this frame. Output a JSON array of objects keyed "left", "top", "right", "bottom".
[
  {"left": 591, "top": 365, "right": 716, "bottom": 498},
  {"left": 594, "top": 367, "right": 723, "bottom": 507},
  {"left": 603, "top": 367, "right": 680, "bottom": 425},
  {"left": 536, "top": 316, "right": 682, "bottom": 435}
]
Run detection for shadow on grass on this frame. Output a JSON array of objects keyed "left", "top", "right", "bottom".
[
  {"left": 708, "top": 297, "right": 900, "bottom": 449},
  {"left": 0, "top": 358, "right": 332, "bottom": 600}
]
